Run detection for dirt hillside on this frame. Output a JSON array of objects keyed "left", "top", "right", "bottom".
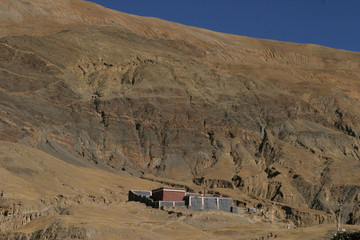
[{"left": 0, "top": 0, "right": 360, "bottom": 239}]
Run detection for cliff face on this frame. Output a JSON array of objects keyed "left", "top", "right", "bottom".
[{"left": 1, "top": 0, "right": 360, "bottom": 236}]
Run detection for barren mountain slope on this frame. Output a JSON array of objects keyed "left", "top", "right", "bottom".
[{"left": 1, "top": 0, "right": 360, "bottom": 238}]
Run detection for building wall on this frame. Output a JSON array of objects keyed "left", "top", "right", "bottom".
[
  {"left": 186, "top": 196, "right": 233, "bottom": 212},
  {"left": 151, "top": 190, "right": 164, "bottom": 201},
  {"left": 152, "top": 188, "right": 185, "bottom": 201},
  {"left": 219, "top": 198, "right": 232, "bottom": 212},
  {"left": 128, "top": 190, "right": 155, "bottom": 207},
  {"left": 129, "top": 189, "right": 235, "bottom": 213},
  {"left": 155, "top": 201, "right": 186, "bottom": 208},
  {"left": 187, "top": 196, "right": 202, "bottom": 211},
  {"left": 133, "top": 190, "right": 151, "bottom": 197},
  {"left": 231, "top": 206, "right": 238, "bottom": 213},
  {"left": 204, "top": 197, "right": 218, "bottom": 210},
  {"left": 162, "top": 191, "right": 185, "bottom": 201}
]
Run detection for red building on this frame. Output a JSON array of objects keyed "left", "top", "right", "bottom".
[{"left": 151, "top": 187, "right": 186, "bottom": 201}]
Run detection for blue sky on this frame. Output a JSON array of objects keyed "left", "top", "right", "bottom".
[{"left": 89, "top": 0, "right": 359, "bottom": 52}]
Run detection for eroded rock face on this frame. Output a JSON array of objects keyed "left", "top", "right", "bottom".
[
  {"left": 0, "top": 222, "right": 87, "bottom": 240},
  {"left": 0, "top": 199, "right": 48, "bottom": 232},
  {"left": 0, "top": 193, "right": 123, "bottom": 235},
  {"left": 0, "top": 0, "right": 360, "bottom": 232}
]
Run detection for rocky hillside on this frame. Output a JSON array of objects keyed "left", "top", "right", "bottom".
[{"left": 1, "top": 0, "right": 360, "bottom": 238}]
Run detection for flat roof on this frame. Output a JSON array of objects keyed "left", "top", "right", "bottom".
[
  {"left": 152, "top": 187, "right": 186, "bottom": 193},
  {"left": 186, "top": 195, "right": 232, "bottom": 200}
]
